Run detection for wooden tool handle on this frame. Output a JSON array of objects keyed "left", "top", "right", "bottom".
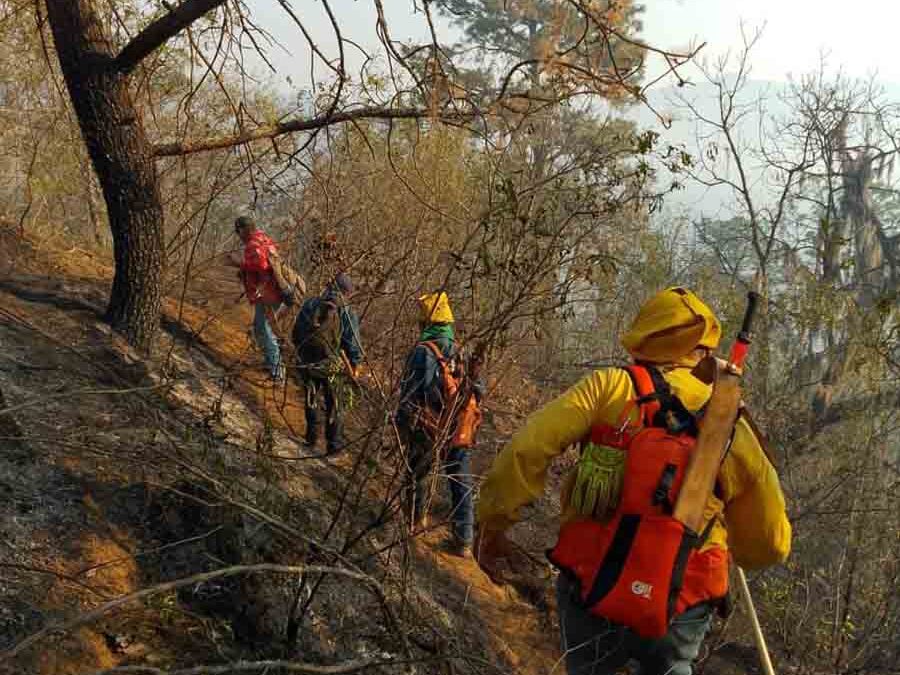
[
  {"left": 673, "top": 373, "right": 740, "bottom": 532},
  {"left": 674, "top": 292, "right": 759, "bottom": 533},
  {"left": 737, "top": 567, "right": 777, "bottom": 675}
]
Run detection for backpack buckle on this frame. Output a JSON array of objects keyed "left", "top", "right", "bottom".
[
  {"left": 616, "top": 410, "right": 634, "bottom": 436},
  {"left": 652, "top": 463, "right": 677, "bottom": 512}
]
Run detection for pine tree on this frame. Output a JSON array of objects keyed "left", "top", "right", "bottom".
[{"left": 438, "top": 0, "right": 645, "bottom": 98}]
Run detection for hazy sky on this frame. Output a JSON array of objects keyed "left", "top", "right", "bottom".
[
  {"left": 641, "top": 0, "right": 900, "bottom": 85},
  {"left": 246, "top": 0, "right": 900, "bottom": 91},
  {"left": 240, "top": 1, "right": 899, "bottom": 217}
]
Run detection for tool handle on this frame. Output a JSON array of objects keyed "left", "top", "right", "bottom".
[
  {"left": 737, "top": 567, "right": 777, "bottom": 675},
  {"left": 739, "top": 291, "right": 760, "bottom": 338},
  {"left": 729, "top": 291, "right": 760, "bottom": 370}
]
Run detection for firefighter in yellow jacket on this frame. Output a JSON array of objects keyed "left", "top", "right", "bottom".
[{"left": 475, "top": 287, "right": 791, "bottom": 675}]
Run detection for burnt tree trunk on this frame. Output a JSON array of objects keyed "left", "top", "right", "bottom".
[{"left": 45, "top": 0, "right": 164, "bottom": 351}]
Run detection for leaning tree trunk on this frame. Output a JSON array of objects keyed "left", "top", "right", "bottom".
[{"left": 45, "top": 0, "right": 164, "bottom": 351}]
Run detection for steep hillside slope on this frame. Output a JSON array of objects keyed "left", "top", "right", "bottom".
[
  {"left": 0, "top": 225, "right": 782, "bottom": 675},
  {"left": 0, "top": 225, "right": 563, "bottom": 675}
]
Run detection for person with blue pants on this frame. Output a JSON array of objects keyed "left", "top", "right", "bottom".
[
  {"left": 229, "top": 216, "right": 284, "bottom": 380},
  {"left": 398, "top": 292, "right": 483, "bottom": 557}
]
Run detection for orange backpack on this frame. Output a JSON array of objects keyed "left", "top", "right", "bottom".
[
  {"left": 548, "top": 365, "right": 727, "bottom": 639},
  {"left": 419, "top": 341, "right": 482, "bottom": 449}
]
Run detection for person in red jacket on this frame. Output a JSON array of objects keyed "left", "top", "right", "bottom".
[{"left": 229, "top": 216, "right": 284, "bottom": 380}]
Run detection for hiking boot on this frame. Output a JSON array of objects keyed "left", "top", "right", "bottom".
[
  {"left": 445, "top": 537, "right": 473, "bottom": 559},
  {"left": 299, "top": 434, "right": 317, "bottom": 455}
]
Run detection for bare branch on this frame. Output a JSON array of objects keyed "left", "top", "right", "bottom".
[
  {"left": 114, "top": 0, "right": 226, "bottom": 75},
  {"left": 0, "top": 383, "right": 172, "bottom": 417},
  {"left": 1, "top": 563, "right": 381, "bottom": 660},
  {"left": 153, "top": 106, "right": 472, "bottom": 157},
  {"left": 84, "top": 658, "right": 380, "bottom": 675}
]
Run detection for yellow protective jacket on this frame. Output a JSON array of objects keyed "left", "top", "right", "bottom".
[{"left": 477, "top": 366, "right": 791, "bottom": 570}]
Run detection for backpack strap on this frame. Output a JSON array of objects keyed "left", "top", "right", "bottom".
[
  {"left": 625, "top": 364, "right": 699, "bottom": 436},
  {"left": 420, "top": 341, "right": 457, "bottom": 389},
  {"left": 417, "top": 341, "right": 461, "bottom": 420},
  {"left": 420, "top": 340, "right": 444, "bottom": 360},
  {"left": 624, "top": 365, "right": 660, "bottom": 428}
]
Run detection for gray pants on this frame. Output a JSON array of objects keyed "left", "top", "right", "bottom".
[{"left": 556, "top": 575, "right": 713, "bottom": 675}]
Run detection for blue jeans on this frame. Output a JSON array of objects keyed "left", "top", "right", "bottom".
[
  {"left": 556, "top": 575, "right": 713, "bottom": 675},
  {"left": 405, "top": 432, "right": 474, "bottom": 544},
  {"left": 253, "top": 302, "right": 282, "bottom": 376},
  {"left": 444, "top": 447, "right": 474, "bottom": 544}
]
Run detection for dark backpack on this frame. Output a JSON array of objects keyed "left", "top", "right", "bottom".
[{"left": 292, "top": 297, "right": 342, "bottom": 370}]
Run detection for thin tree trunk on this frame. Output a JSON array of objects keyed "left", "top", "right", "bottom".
[{"left": 45, "top": 0, "right": 164, "bottom": 351}]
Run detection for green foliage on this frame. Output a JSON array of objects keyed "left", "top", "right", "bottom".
[{"left": 438, "top": 0, "right": 645, "bottom": 93}]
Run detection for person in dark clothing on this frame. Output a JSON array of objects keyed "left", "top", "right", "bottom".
[
  {"left": 292, "top": 272, "right": 363, "bottom": 454},
  {"left": 397, "top": 291, "right": 483, "bottom": 556}
]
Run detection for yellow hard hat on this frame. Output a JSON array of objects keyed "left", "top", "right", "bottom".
[
  {"left": 418, "top": 291, "right": 454, "bottom": 324},
  {"left": 621, "top": 286, "right": 721, "bottom": 364}
]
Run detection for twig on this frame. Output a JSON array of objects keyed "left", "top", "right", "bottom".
[
  {"left": 82, "top": 657, "right": 378, "bottom": 675},
  {"left": 0, "top": 383, "right": 173, "bottom": 417},
  {"left": 1, "top": 564, "right": 384, "bottom": 660}
]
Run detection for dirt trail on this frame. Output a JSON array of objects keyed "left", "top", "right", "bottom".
[
  {"left": 162, "top": 256, "right": 568, "bottom": 675},
  {"left": 0, "top": 226, "right": 564, "bottom": 674}
]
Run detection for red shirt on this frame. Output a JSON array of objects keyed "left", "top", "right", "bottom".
[{"left": 240, "top": 230, "right": 281, "bottom": 305}]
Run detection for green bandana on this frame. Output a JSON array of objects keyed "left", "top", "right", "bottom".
[{"left": 419, "top": 323, "right": 455, "bottom": 343}]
